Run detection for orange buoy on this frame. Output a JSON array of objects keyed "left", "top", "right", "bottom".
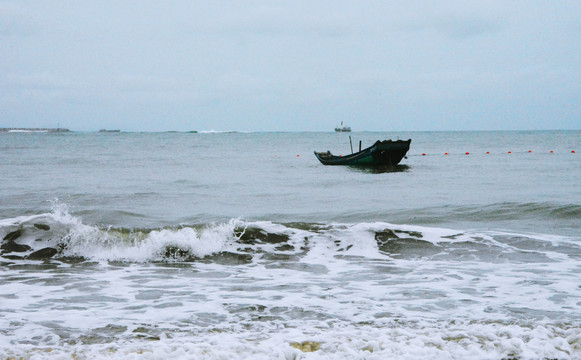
[
  {"left": 422, "top": 153, "right": 426, "bottom": 156},
  {"left": 297, "top": 155, "right": 300, "bottom": 157},
  {"left": 572, "top": 150, "right": 576, "bottom": 153},
  {"left": 550, "top": 150, "right": 554, "bottom": 153},
  {"left": 508, "top": 151, "right": 511, "bottom": 154},
  {"left": 486, "top": 152, "right": 490, "bottom": 154},
  {"left": 466, "top": 152, "right": 469, "bottom": 155},
  {"left": 528, "top": 150, "right": 532, "bottom": 153},
  {"left": 444, "top": 152, "right": 448, "bottom": 155}
]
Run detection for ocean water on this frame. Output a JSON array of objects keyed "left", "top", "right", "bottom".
[{"left": 0, "top": 130, "right": 580, "bottom": 359}]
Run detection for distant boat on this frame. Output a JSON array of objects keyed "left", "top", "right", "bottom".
[
  {"left": 314, "top": 139, "right": 411, "bottom": 166},
  {"left": 334, "top": 122, "right": 351, "bottom": 132},
  {"left": 99, "top": 129, "right": 121, "bottom": 133}
]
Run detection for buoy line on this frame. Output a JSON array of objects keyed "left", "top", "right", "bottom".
[{"left": 408, "top": 150, "right": 576, "bottom": 157}]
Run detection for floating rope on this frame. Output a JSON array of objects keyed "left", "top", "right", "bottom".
[{"left": 409, "top": 150, "right": 576, "bottom": 157}]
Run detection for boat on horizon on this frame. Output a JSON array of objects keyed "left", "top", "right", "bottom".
[
  {"left": 314, "top": 139, "right": 411, "bottom": 166},
  {"left": 99, "top": 129, "right": 121, "bottom": 133},
  {"left": 334, "top": 122, "right": 351, "bottom": 132}
]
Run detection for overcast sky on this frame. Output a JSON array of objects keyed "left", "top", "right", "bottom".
[{"left": 1, "top": 1, "right": 580, "bottom": 132}]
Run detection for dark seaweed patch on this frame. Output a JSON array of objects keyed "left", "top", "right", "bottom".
[
  {"left": 26, "top": 247, "right": 58, "bottom": 260},
  {"left": 56, "top": 256, "right": 87, "bottom": 263},
  {"left": 394, "top": 230, "right": 423, "bottom": 238},
  {"left": 164, "top": 246, "right": 191, "bottom": 259},
  {"left": 374, "top": 229, "right": 399, "bottom": 242},
  {"left": 162, "top": 246, "right": 253, "bottom": 264},
  {"left": 2, "top": 229, "right": 22, "bottom": 242},
  {"left": 2, "top": 254, "right": 25, "bottom": 260},
  {"left": 442, "top": 233, "right": 464, "bottom": 239},
  {"left": 235, "top": 227, "right": 290, "bottom": 245},
  {"left": 377, "top": 238, "right": 441, "bottom": 258},
  {"left": 1, "top": 241, "right": 31, "bottom": 253},
  {"left": 282, "top": 222, "right": 326, "bottom": 231},
  {"left": 375, "top": 228, "right": 437, "bottom": 258},
  {"left": 206, "top": 252, "right": 253, "bottom": 265},
  {"left": 274, "top": 244, "right": 295, "bottom": 252},
  {"left": 33, "top": 223, "right": 50, "bottom": 231}
]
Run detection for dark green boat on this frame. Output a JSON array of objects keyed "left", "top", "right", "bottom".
[{"left": 314, "top": 139, "right": 411, "bottom": 166}]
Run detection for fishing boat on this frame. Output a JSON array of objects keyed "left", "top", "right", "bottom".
[
  {"left": 314, "top": 139, "right": 411, "bottom": 166},
  {"left": 334, "top": 122, "right": 351, "bottom": 132}
]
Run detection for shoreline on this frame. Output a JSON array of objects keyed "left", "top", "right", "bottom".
[{"left": 0, "top": 127, "right": 70, "bottom": 133}]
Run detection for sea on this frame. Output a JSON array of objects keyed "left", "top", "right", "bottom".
[{"left": 0, "top": 130, "right": 580, "bottom": 360}]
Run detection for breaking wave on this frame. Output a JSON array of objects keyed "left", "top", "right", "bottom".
[
  {"left": 1, "top": 201, "right": 578, "bottom": 264},
  {"left": 2, "top": 202, "right": 581, "bottom": 360}
]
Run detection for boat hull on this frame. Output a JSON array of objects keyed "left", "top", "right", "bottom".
[{"left": 314, "top": 139, "right": 411, "bottom": 166}]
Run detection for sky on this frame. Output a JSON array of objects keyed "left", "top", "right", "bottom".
[{"left": 1, "top": 1, "right": 580, "bottom": 132}]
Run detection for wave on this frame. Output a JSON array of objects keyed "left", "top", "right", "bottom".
[
  {"left": 446, "top": 202, "right": 581, "bottom": 221},
  {"left": 1, "top": 201, "right": 578, "bottom": 264}
]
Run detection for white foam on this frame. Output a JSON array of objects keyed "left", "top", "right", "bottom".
[
  {"left": 2, "top": 213, "right": 581, "bottom": 359},
  {"left": 1, "top": 322, "right": 578, "bottom": 360},
  {"left": 60, "top": 221, "right": 239, "bottom": 262}
]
